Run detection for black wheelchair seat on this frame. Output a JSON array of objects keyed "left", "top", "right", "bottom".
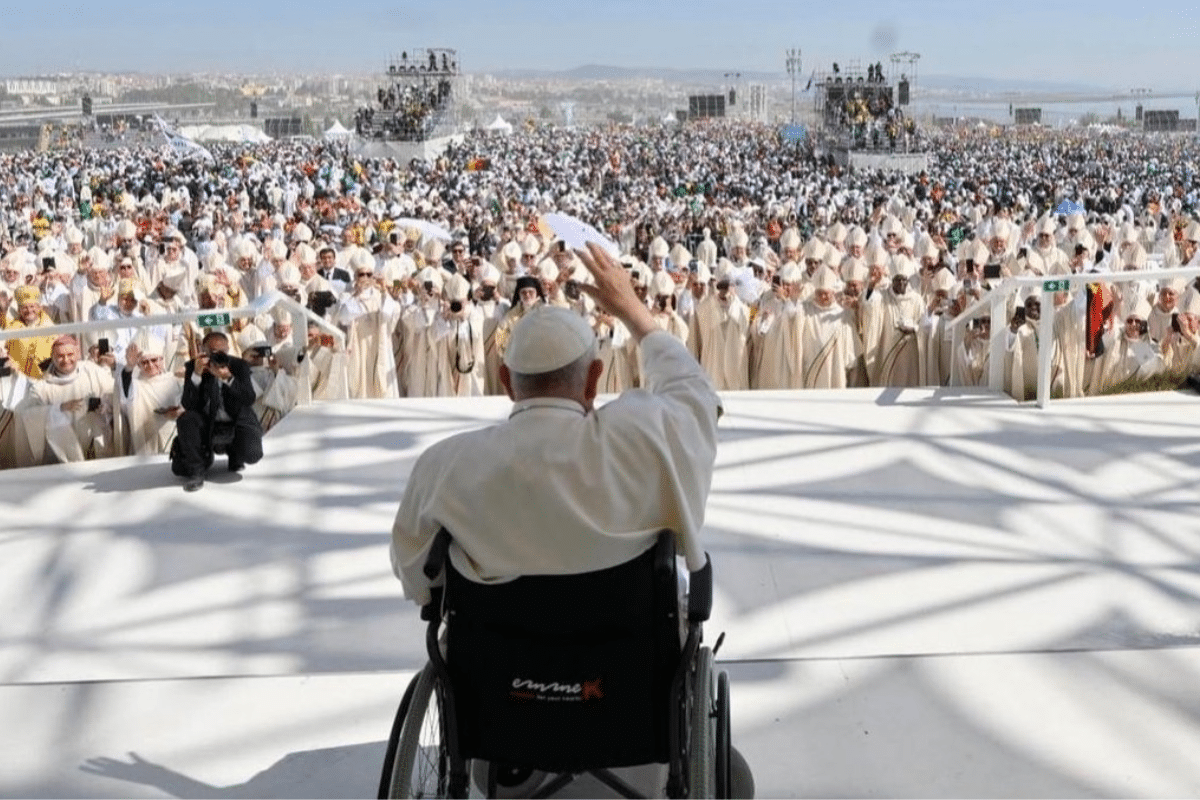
[{"left": 443, "top": 539, "right": 682, "bottom": 772}]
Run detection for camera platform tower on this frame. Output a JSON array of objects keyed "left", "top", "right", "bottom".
[{"left": 351, "top": 47, "right": 465, "bottom": 161}]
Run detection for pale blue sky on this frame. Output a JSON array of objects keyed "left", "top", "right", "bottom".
[{"left": 11, "top": 0, "right": 1200, "bottom": 89}]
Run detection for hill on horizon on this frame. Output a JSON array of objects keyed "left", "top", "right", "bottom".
[{"left": 482, "top": 64, "right": 1191, "bottom": 96}]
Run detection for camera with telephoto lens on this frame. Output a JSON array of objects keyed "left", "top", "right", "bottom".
[
  {"left": 208, "top": 350, "right": 230, "bottom": 367},
  {"left": 448, "top": 300, "right": 463, "bottom": 314}
]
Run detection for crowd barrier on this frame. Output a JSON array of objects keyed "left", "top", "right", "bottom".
[{"left": 951, "top": 264, "right": 1200, "bottom": 407}]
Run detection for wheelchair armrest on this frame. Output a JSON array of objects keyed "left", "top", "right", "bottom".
[
  {"left": 420, "top": 586, "right": 444, "bottom": 622},
  {"left": 423, "top": 528, "right": 452, "bottom": 580},
  {"left": 687, "top": 554, "right": 713, "bottom": 623}
]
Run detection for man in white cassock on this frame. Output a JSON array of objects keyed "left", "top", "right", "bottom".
[
  {"left": 118, "top": 341, "right": 183, "bottom": 456},
  {"left": 26, "top": 336, "right": 116, "bottom": 463},
  {"left": 800, "top": 266, "right": 862, "bottom": 389}
]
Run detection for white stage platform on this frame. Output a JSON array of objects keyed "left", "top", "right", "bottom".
[{"left": 4, "top": 386, "right": 1200, "bottom": 798}]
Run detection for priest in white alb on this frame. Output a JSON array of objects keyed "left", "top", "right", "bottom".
[
  {"left": 117, "top": 340, "right": 183, "bottom": 456},
  {"left": 26, "top": 335, "right": 116, "bottom": 463}
]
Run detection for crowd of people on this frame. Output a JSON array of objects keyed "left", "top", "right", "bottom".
[
  {"left": 357, "top": 78, "right": 453, "bottom": 141},
  {"left": 1, "top": 120, "right": 1199, "bottom": 471}
]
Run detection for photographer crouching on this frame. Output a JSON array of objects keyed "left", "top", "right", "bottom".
[{"left": 171, "top": 331, "right": 263, "bottom": 492}]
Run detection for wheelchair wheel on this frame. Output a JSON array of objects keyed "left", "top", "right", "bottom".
[
  {"left": 378, "top": 673, "right": 419, "bottom": 798},
  {"left": 715, "top": 670, "right": 731, "bottom": 799},
  {"left": 687, "top": 646, "right": 715, "bottom": 798},
  {"left": 387, "top": 664, "right": 451, "bottom": 798}
]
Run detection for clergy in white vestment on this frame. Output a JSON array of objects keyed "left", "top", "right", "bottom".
[
  {"left": 753, "top": 262, "right": 804, "bottom": 390},
  {"left": 400, "top": 267, "right": 454, "bottom": 397},
  {"left": 0, "top": 346, "right": 36, "bottom": 468},
  {"left": 855, "top": 243, "right": 890, "bottom": 383},
  {"left": 690, "top": 262, "right": 750, "bottom": 391},
  {"left": 838, "top": 256, "right": 872, "bottom": 386},
  {"left": 1005, "top": 296, "right": 1043, "bottom": 402},
  {"left": 918, "top": 269, "right": 962, "bottom": 387},
  {"left": 67, "top": 251, "right": 116, "bottom": 334},
  {"left": 1160, "top": 310, "right": 1200, "bottom": 375},
  {"left": 243, "top": 341, "right": 301, "bottom": 433},
  {"left": 1051, "top": 289, "right": 1088, "bottom": 398},
  {"left": 303, "top": 322, "right": 351, "bottom": 402},
  {"left": 862, "top": 256, "right": 924, "bottom": 387},
  {"left": 1087, "top": 297, "right": 1164, "bottom": 395},
  {"left": 800, "top": 266, "right": 862, "bottom": 390},
  {"left": 950, "top": 314, "right": 991, "bottom": 388},
  {"left": 648, "top": 271, "right": 688, "bottom": 343},
  {"left": 26, "top": 335, "right": 116, "bottom": 463},
  {"left": 637, "top": 271, "right": 689, "bottom": 385},
  {"left": 440, "top": 274, "right": 487, "bottom": 397},
  {"left": 336, "top": 252, "right": 400, "bottom": 399},
  {"left": 117, "top": 341, "right": 182, "bottom": 456},
  {"left": 475, "top": 263, "right": 511, "bottom": 395},
  {"left": 1147, "top": 279, "right": 1183, "bottom": 345}
]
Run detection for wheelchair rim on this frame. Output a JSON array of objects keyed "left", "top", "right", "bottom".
[
  {"left": 389, "top": 664, "right": 450, "bottom": 798},
  {"left": 687, "top": 646, "right": 715, "bottom": 798},
  {"left": 378, "top": 673, "right": 420, "bottom": 799},
  {"left": 716, "top": 670, "right": 731, "bottom": 799}
]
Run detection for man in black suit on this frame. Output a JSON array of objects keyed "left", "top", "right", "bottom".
[
  {"left": 317, "top": 245, "right": 351, "bottom": 292},
  {"left": 170, "top": 331, "right": 263, "bottom": 491}
]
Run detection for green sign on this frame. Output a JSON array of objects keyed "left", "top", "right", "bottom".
[
  {"left": 197, "top": 312, "right": 232, "bottom": 327},
  {"left": 1042, "top": 279, "right": 1069, "bottom": 292}
]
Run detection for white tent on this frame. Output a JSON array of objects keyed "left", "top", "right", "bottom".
[
  {"left": 486, "top": 115, "right": 513, "bottom": 135},
  {"left": 324, "top": 120, "right": 352, "bottom": 140},
  {"left": 179, "top": 124, "right": 271, "bottom": 144}
]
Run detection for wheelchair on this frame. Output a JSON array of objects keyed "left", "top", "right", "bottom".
[{"left": 378, "top": 529, "right": 734, "bottom": 798}]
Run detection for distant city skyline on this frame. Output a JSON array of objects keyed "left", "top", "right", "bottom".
[{"left": 7, "top": 0, "right": 1199, "bottom": 91}]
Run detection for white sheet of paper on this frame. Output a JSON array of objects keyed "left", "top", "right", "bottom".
[{"left": 541, "top": 213, "right": 621, "bottom": 258}]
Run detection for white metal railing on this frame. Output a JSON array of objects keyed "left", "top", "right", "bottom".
[
  {"left": 0, "top": 290, "right": 345, "bottom": 353},
  {"left": 950, "top": 265, "right": 1200, "bottom": 408}
]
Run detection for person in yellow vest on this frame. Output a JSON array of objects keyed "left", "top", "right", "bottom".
[{"left": 5, "top": 286, "right": 58, "bottom": 378}]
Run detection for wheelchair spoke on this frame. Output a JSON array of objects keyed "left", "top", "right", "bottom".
[{"left": 410, "top": 680, "right": 447, "bottom": 797}]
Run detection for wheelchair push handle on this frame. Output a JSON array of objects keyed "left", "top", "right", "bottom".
[
  {"left": 688, "top": 555, "right": 713, "bottom": 623},
  {"left": 424, "top": 528, "right": 453, "bottom": 580}
]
